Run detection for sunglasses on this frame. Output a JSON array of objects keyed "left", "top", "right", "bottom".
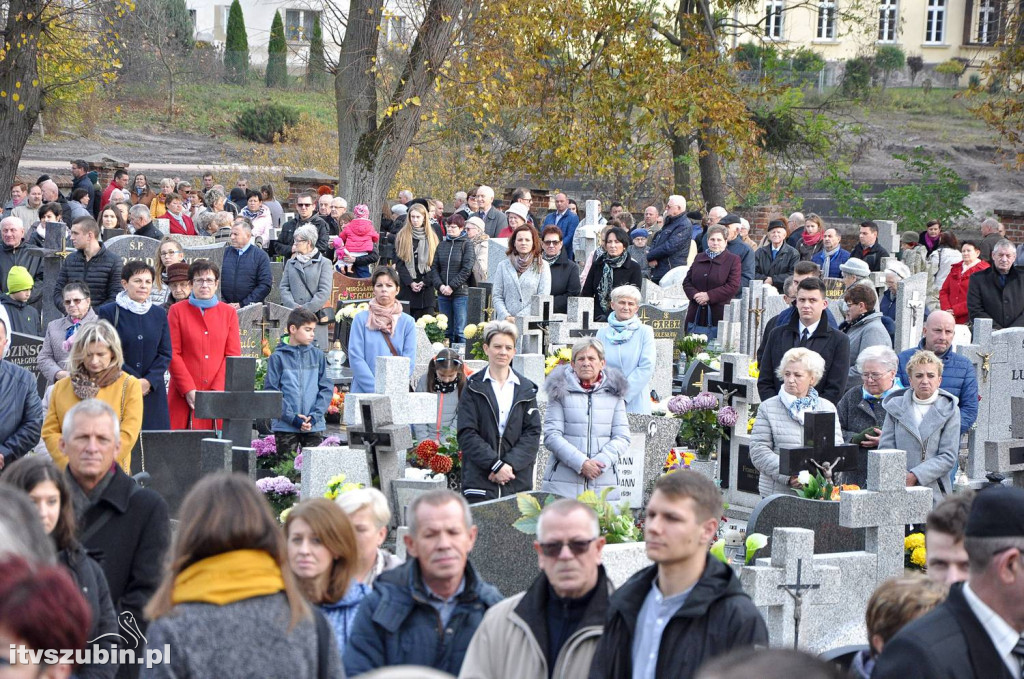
[
  {"left": 296, "top": 202, "right": 313, "bottom": 208},
  {"left": 537, "top": 537, "right": 597, "bottom": 558},
  {"left": 543, "top": 239, "right": 561, "bottom": 245},
  {"left": 434, "top": 357, "right": 464, "bottom": 367}
]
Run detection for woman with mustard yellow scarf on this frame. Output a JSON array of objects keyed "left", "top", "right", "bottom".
[{"left": 144, "top": 474, "right": 343, "bottom": 677}]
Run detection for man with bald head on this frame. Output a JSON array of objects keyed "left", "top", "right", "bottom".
[
  {"left": 786, "top": 211, "right": 806, "bottom": 248},
  {"left": 896, "top": 310, "right": 978, "bottom": 435},
  {"left": 40, "top": 179, "right": 73, "bottom": 225},
  {"left": 543, "top": 192, "right": 580, "bottom": 260},
  {"left": 647, "top": 195, "right": 692, "bottom": 284},
  {"left": 476, "top": 184, "right": 508, "bottom": 238},
  {"left": 0, "top": 216, "right": 43, "bottom": 304}
]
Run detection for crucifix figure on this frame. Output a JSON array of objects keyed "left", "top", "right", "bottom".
[
  {"left": 346, "top": 396, "right": 412, "bottom": 507},
  {"left": 569, "top": 309, "right": 599, "bottom": 338},
  {"left": 976, "top": 351, "right": 992, "bottom": 382},
  {"left": 778, "top": 558, "right": 820, "bottom": 649},
  {"left": 706, "top": 361, "right": 752, "bottom": 407},
  {"left": 778, "top": 411, "right": 862, "bottom": 484},
  {"left": 526, "top": 298, "right": 555, "bottom": 351},
  {"left": 906, "top": 290, "right": 923, "bottom": 329},
  {"left": 348, "top": 403, "right": 392, "bottom": 487}
]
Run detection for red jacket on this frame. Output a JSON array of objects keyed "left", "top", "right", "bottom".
[
  {"left": 99, "top": 181, "right": 120, "bottom": 210},
  {"left": 165, "top": 211, "right": 196, "bottom": 235},
  {"left": 939, "top": 260, "right": 989, "bottom": 324},
  {"left": 167, "top": 300, "right": 241, "bottom": 429}
]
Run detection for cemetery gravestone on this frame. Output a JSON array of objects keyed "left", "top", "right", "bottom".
[
  {"left": 330, "top": 271, "right": 374, "bottom": 308},
  {"left": 628, "top": 413, "right": 682, "bottom": 509},
  {"left": 130, "top": 429, "right": 217, "bottom": 516},
  {"left": 7, "top": 332, "right": 45, "bottom": 397},
  {"left": 300, "top": 446, "right": 372, "bottom": 500},
  {"left": 470, "top": 492, "right": 548, "bottom": 597},
  {"left": 237, "top": 303, "right": 266, "bottom": 358},
  {"left": 485, "top": 239, "right": 510, "bottom": 283},
  {"left": 347, "top": 396, "right": 413, "bottom": 516},
  {"left": 343, "top": 356, "right": 437, "bottom": 429},
  {"left": 199, "top": 437, "right": 256, "bottom": 480},
  {"left": 682, "top": 360, "right": 715, "bottom": 397},
  {"left": 650, "top": 339, "right": 673, "bottom": 404},
  {"left": 875, "top": 220, "right": 899, "bottom": 256},
  {"left": 747, "top": 493, "right": 866, "bottom": 558},
  {"left": 704, "top": 353, "right": 761, "bottom": 494},
  {"left": 725, "top": 434, "right": 763, "bottom": 517},
  {"left": 193, "top": 356, "right": 283, "bottom": 448},
  {"left": 391, "top": 477, "right": 446, "bottom": 526},
  {"left": 778, "top": 412, "right": 863, "bottom": 486},
  {"left": 636, "top": 305, "right": 688, "bottom": 343},
  {"left": 893, "top": 272, "right": 927, "bottom": 353}
]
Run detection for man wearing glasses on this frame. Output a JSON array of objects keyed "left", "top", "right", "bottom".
[
  {"left": 461, "top": 499, "right": 612, "bottom": 679},
  {"left": 274, "top": 190, "right": 331, "bottom": 259},
  {"left": 318, "top": 193, "right": 339, "bottom": 235}
]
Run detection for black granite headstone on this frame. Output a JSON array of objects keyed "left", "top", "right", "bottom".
[
  {"left": 682, "top": 361, "right": 714, "bottom": 397},
  {"left": 736, "top": 441, "right": 761, "bottom": 494},
  {"left": 747, "top": 493, "right": 865, "bottom": 558},
  {"left": 130, "top": 429, "right": 216, "bottom": 516},
  {"left": 778, "top": 412, "right": 863, "bottom": 480},
  {"left": 193, "top": 357, "right": 283, "bottom": 448},
  {"left": 637, "top": 304, "right": 688, "bottom": 342},
  {"left": 7, "top": 332, "right": 45, "bottom": 397}
]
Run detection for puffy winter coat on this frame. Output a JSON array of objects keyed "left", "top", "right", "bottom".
[
  {"left": 432, "top": 234, "right": 477, "bottom": 297},
  {"left": 647, "top": 213, "right": 692, "bottom": 283},
  {"left": 939, "top": 260, "right": 989, "bottom": 324},
  {"left": 458, "top": 368, "right": 541, "bottom": 503},
  {"left": 0, "top": 359, "right": 43, "bottom": 465},
  {"left": 841, "top": 310, "right": 892, "bottom": 385},
  {"left": 220, "top": 244, "right": 273, "bottom": 307},
  {"left": 879, "top": 387, "right": 960, "bottom": 505},
  {"left": 897, "top": 341, "right": 977, "bottom": 434},
  {"left": 460, "top": 567, "right": 614, "bottom": 679},
  {"left": 344, "top": 559, "right": 503, "bottom": 677},
  {"left": 51, "top": 244, "right": 123, "bottom": 312},
  {"left": 0, "top": 239, "right": 43, "bottom": 305},
  {"left": 0, "top": 293, "right": 40, "bottom": 335},
  {"left": 927, "top": 247, "right": 963, "bottom": 311},
  {"left": 749, "top": 395, "right": 843, "bottom": 497},
  {"left": 541, "top": 366, "right": 630, "bottom": 500}
]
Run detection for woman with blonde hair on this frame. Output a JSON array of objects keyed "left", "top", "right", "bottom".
[
  {"left": 41, "top": 319, "right": 142, "bottom": 471},
  {"left": 285, "top": 499, "right": 362, "bottom": 655},
  {"left": 150, "top": 177, "right": 175, "bottom": 218},
  {"left": 394, "top": 203, "right": 440, "bottom": 319},
  {"left": 334, "top": 488, "right": 403, "bottom": 586},
  {"left": 145, "top": 474, "right": 342, "bottom": 677}
]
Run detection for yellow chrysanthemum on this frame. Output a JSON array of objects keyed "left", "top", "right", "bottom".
[
  {"left": 910, "top": 546, "right": 927, "bottom": 567},
  {"left": 904, "top": 533, "right": 925, "bottom": 551}
]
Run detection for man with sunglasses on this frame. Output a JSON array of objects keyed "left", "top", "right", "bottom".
[
  {"left": 461, "top": 499, "right": 611, "bottom": 679},
  {"left": 274, "top": 190, "right": 331, "bottom": 259}
]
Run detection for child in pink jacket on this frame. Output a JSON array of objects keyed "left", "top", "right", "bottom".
[{"left": 332, "top": 204, "right": 379, "bottom": 274}]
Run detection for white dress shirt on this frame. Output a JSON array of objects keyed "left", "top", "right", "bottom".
[
  {"left": 962, "top": 581, "right": 1021, "bottom": 677},
  {"left": 484, "top": 366, "right": 519, "bottom": 438}
]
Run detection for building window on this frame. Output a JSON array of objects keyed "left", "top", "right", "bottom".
[
  {"left": 213, "top": 4, "right": 231, "bottom": 41},
  {"left": 765, "top": 0, "right": 784, "bottom": 38},
  {"left": 976, "top": 0, "right": 998, "bottom": 43},
  {"left": 925, "top": 0, "right": 946, "bottom": 43},
  {"left": 285, "top": 9, "right": 319, "bottom": 42},
  {"left": 877, "top": 0, "right": 897, "bottom": 41},
  {"left": 387, "top": 15, "right": 408, "bottom": 43},
  {"left": 817, "top": 0, "right": 837, "bottom": 39}
]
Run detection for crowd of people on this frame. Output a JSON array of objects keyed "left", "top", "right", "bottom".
[{"left": 1, "top": 172, "right": 1022, "bottom": 678}]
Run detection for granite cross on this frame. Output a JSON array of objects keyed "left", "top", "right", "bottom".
[
  {"left": 569, "top": 308, "right": 600, "bottom": 338},
  {"left": 839, "top": 449, "right": 933, "bottom": 583},
  {"left": 984, "top": 396, "right": 1024, "bottom": 487},
  {"left": 347, "top": 395, "right": 412, "bottom": 514},
  {"left": 193, "top": 356, "right": 283, "bottom": 449},
  {"left": 778, "top": 412, "right": 862, "bottom": 484},
  {"left": 704, "top": 353, "right": 761, "bottom": 491}
]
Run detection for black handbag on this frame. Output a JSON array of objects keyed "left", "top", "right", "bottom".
[{"left": 687, "top": 304, "right": 718, "bottom": 339}]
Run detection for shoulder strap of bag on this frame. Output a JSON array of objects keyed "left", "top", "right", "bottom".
[
  {"left": 314, "top": 608, "right": 331, "bottom": 679},
  {"left": 382, "top": 331, "right": 401, "bottom": 357}
]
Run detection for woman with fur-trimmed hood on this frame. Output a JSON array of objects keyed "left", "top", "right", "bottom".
[{"left": 541, "top": 338, "right": 631, "bottom": 500}]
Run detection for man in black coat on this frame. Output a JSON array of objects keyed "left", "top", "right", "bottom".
[
  {"left": 52, "top": 218, "right": 122, "bottom": 312},
  {"left": 967, "top": 238, "right": 1024, "bottom": 329},
  {"left": 541, "top": 225, "right": 581, "bottom": 314},
  {"left": 0, "top": 216, "right": 43, "bottom": 305},
  {"left": 873, "top": 485, "right": 1024, "bottom": 679},
  {"left": 274, "top": 191, "right": 331, "bottom": 259},
  {"left": 588, "top": 471, "right": 767, "bottom": 679},
  {"left": 71, "top": 159, "right": 97, "bottom": 216},
  {"left": 754, "top": 219, "right": 800, "bottom": 294},
  {"left": 647, "top": 195, "right": 691, "bottom": 284},
  {"left": 62, "top": 399, "right": 170, "bottom": 677},
  {"left": 757, "top": 276, "right": 850, "bottom": 403},
  {"left": 849, "top": 221, "right": 890, "bottom": 272},
  {"left": 127, "top": 204, "right": 164, "bottom": 240}
]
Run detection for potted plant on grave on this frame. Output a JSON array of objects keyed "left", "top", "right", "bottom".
[
  {"left": 666, "top": 392, "right": 738, "bottom": 463},
  {"left": 796, "top": 470, "right": 860, "bottom": 501},
  {"left": 251, "top": 435, "right": 288, "bottom": 479},
  {"left": 256, "top": 475, "right": 299, "bottom": 522},
  {"left": 416, "top": 313, "right": 449, "bottom": 345},
  {"left": 544, "top": 346, "right": 572, "bottom": 375},
  {"left": 410, "top": 428, "right": 462, "bottom": 491},
  {"left": 904, "top": 532, "right": 927, "bottom": 572},
  {"left": 463, "top": 324, "right": 486, "bottom": 360}
]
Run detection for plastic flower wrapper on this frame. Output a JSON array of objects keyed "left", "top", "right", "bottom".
[
  {"left": 797, "top": 470, "right": 813, "bottom": 486},
  {"left": 667, "top": 394, "right": 692, "bottom": 415},
  {"left": 717, "top": 406, "right": 738, "bottom": 428}
]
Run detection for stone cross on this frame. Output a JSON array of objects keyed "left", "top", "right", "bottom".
[
  {"left": 343, "top": 356, "right": 438, "bottom": 428},
  {"left": 467, "top": 286, "right": 490, "bottom": 327},
  {"left": 193, "top": 357, "right": 283, "bottom": 449},
  {"left": 742, "top": 527, "right": 840, "bottom": 649},
  {"left": 716, "top": 300, "right": 742, "bottom": 353},
  {"left": 983, "top": 396, "right": 1024, "bottom": 487},
  {"left": 572, "top": 199, "right": 603, "bottom": 263},
  {"left": 512, "top": 353, "right": 546, "bottom": 401},
  {"left": 778, "top": 412, "right": 862, "bottom": 485},
  {"left": 703, "top": 353, "right": 761, "bottom": 491},
  {"left": 199, "top": 437, "right": 257, "bottom": 481},
  {"left": 839, "top": 449, "right": 933, "bottom": 584},
  {"left": 347, "top": 395, "right": 413, "bottom": 513},
  {"left": 743, "top": 281, "right": 769, "bottom": 358},
  {"left": 569, "top": 308, "right": 601, "bottom": 338},
  {"left": 893, "top": 272, "right": 927, "bottom": 353}
]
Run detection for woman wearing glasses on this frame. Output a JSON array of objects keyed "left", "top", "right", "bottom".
[
  {"left": 413, "top": 348, "right": 466, "bottom": 443},
  {"left": 541, "top": 338, "right": 630, "bottom": 500},
  {"left": 37, "top": 281, "right": 97, "bottom": 386},
  {"left": 152, "top": 236, "right": 185, "bottom": 306},
  {"left": 167, "top": 259, "right": 241, "bottom": 430}
]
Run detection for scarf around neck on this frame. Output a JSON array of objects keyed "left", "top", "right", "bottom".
[
  {"left": 780, "top": 387, "right": 820, "bottom": 424},
  {"left": 172, "top": 549, "right": 285, "bottom": 606},
  {"left": 542, "top": 251, "right": 560, "bottom": 265},
  {"left": 605, "top": 313, "right": 641, "bottom": 344},
  {"left": 411, "top": 227, "right": 431, "bottom": 275},
  {"left": 802, "top": 230, "right": 823, "bottom": 247},
  {"left": 115, "top": 290, "right": 152, "bottom": 316},
  {"left": 188, "top": 293, "right": 219, "bottom": 311},
  {"left": 71, "top": 364, "right": 122, "bottom": 400},
  {"left": 512, "top": 253, "right": 535, "bottom": 275},
  {"left": 367, "top": 299, "right": 403, "bottom": 335},
  {"left": 706, "top": 249, "right": 721, "bottom": 259},
  {"left": 598, "top": 251, "right": 629, "bottom": 313}
]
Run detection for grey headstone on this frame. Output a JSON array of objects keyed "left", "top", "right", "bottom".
[
  {"left": 199, "top": 437, "right": 256, "bottom": 480},
  {"left": 469, "top": 492, "right": 546, "bottom": 596},
  {"left": 266, "top": 260, "right": 287, "bottom": 305},
  {"left": 237, "top": 303, "right": 267, "bottom": 358},
  {"left": 391, "top": 477, "right": 446, "bottom": 526},
  {"left": 893, "top": 272, "right": 927, "bottom": 353},
  {"left": 636, "top": 305, "right": 688, "bottom": 343},
  {"left": 131, "top": 429, "right": 217, "bottom": 516},
  {"left": 300, "top": 446, "right": 372, "bottom": 500},
  {"left": 629, "top": 413, "right": 682, "bottom": 509}
]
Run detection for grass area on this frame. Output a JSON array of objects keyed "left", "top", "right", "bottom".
[
  {"left": 113, "top": 81, "right": 337, "bottom": 137},
  {"left": 866, "top": 86, "right": 984, "bottom": 119}
]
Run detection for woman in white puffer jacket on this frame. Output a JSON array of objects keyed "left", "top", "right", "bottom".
[{"left": 541, "top": 338, "right": 631, "bottom": 500}]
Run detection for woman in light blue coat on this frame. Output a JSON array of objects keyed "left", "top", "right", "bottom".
[
  {"left": 348, "top": 266, "right": 416, "bottom": 392},
  {"left": 542, "top": 338, "right": 631, "bottom": 500},
  {"left": 596, "top": 284, "right": 656, "bottom": 413},
  {"left": 879, "top": 349, "right": 960, "bottom": 506}
]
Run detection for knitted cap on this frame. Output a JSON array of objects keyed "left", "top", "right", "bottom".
[
  {"left": 630, "top": 228, "right": 649, "bottom": 239},
  {"left": 6, "top": 266, "right": 33, "bottom": 294},
  {"left": 353, "top": 204, "right": 369, "bottom": 219},
  {"left": 840, "top": 258, "right": 871, "bottom": 278}
]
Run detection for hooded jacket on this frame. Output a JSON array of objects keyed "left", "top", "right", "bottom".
[
  {"left": 587, "top": 557, "right": 767, "bottom": 679},
  {"left": 541, "top": 365, "right": 630, "bottom": 500},
  {"left": 879, "top": 387, "right": 960, "bottom": 504},
  {"left": 840, "top": 310, "right": 892, "bottom": 385},
  {"left": 265, "top": 342, "right": 333, "bottom": 433},
  {"left": 460, "top": 566, "right": 614, "bottom": 679},
  {"left": 458, "top": 367, "right": 541, "bottom": 502},
  {"left": 0, "top": 292, "right": 40, "bottom": 335}
]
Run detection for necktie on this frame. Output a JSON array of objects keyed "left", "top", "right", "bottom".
[
  {"left": 801, "top": 329, "right": 810, "bottom": 344},
  {"left": 1011, "top": 636, "right": 1024, "bottom": 678},
  {"left": 478, "top": 211, "right": 485, "bottom": 220}
]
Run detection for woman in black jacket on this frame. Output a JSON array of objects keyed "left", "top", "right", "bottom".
[
  {"left": 457, "top": 320, "right": 542, "bottom": 504},
  {"left": 581, "top": 227, "right": 643, "bottom": 321},
  {"left": 431, "top": 217, "right": 477, "bottom": 344},
  {"left": 2, "top": 455, "right": 119, "bottom": 679},
  {"left": 395, "top": 203, "right": 440, "bottom": 319},
  {"left": 541, "top": 225, "right": 582, "bottom": 314}
]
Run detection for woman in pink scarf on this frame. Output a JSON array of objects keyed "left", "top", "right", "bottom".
[{"left": 347, "top": 266, "right": 416, "bottom": 392}]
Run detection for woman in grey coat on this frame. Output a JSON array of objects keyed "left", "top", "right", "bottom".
[
  {"left": 541, "top": 338, "right": 630, "bottom": 500},
  {"left": 840, "top": 284, "right": 892, "bottom": 387},
  {"left": 281, "top": 224, "right": 334, "bottom": 313},
  {"left": 750, "top": 347, "right": 844, "bottom": 497},
  {"left": 879, "top": 349, "right": 960, "bottom": 505},
  {"left": 491, "top": 224, "right": 551, "bottom": 322},
  {"left": 37, "top": 281, "right": 97, "bottom": 385}
]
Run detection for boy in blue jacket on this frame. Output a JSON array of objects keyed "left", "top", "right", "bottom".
[{"left": 265, "top": 307, "right": 334, "bottom": 458}]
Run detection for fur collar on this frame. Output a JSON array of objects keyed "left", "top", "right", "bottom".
[{"left": 544, "top": 363, "right": 629, "bottom": 400}]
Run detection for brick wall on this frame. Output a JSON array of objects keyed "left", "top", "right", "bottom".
[
  {"left": 737, "top": 205, "right": 784, "bottom": 240},
  {"left": 996, "top": 209, "right": 1024, "bottom": 244}
]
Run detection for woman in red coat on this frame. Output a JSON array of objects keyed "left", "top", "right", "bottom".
[
  {"left": 939, "top": 239, "right": 989, "bottom": 324},
  {"left": 164, "top": 192, "right": 197, "bottom": 235},
  {"left": 682, "top": 225, "right": 742, "bottom": 336},
  {"left": 167, "top": 259, "right": 241, "bottom": 429}
]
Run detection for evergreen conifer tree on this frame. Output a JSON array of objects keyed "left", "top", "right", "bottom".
[
  {"left": 266, "top": 11, "right": 287, "bottom": 88},
  {"left": 224, "top": 0, "right": 249, "bottom": 85},
  {"left": 307, "top": 13, "right": 327, "bottom": 90}
]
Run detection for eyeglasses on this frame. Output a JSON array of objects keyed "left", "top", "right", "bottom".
[
  {"left": 537, "top": 538, "right": 597, "bottom": 558},
  {"left": 193, "top": 278, "right": 217, "bottom": 286},
  {"left": 862, "top": 372, "right": 891, "bottom": 381},
  {"left": 63, "top": 298, "right": 87, "bottom": 306},
  {"left": 296, "top": 202, "right": 313, "bottom": 208},
  {"left": 543, "top": 240, "right": 561, "bottom": 245}
]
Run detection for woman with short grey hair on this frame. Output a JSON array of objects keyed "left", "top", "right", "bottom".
[
  {"left": 542, "top": 338, "right": 630, "bottom": 499},
  {"left": 837, "top": 345, "right": 903, "bottom": 485},
  {"left": 596, "top": 284, "right": 656, "bottom": 413},
  {"left": 750, "top": 347, "right": 843, "bottom": 497},
  {"left": 281, "top": 225, "right": 335, "bottom": 328}
]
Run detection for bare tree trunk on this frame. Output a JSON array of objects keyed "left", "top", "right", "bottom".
[
  {"left": 670, "top": 132, "right": 693, "bottom": 199},
  {"left": 0, "top": 1, "right": 45, "bottom": 195},
  {"left": 336, "top": 0, "right": 473, "bottom": 226},
  {"left": 697, "top": 131, "right": 727, "bottom": 207}
]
